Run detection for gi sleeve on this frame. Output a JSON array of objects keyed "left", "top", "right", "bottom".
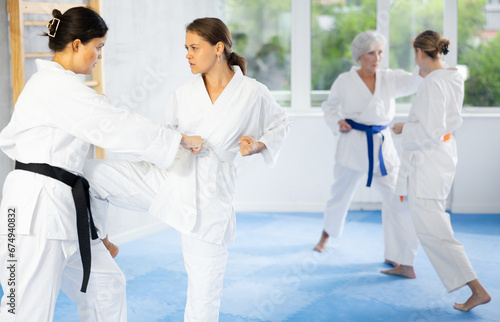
[
  {"left": 42, "top": 76, "right": 182, "bottom": 169},
  {"left": 389, "top": 66, "right": 423, "bottom": 99},
  {"left": 164, "top": 91, "right": 180, "bottom": 130},
  {"left": 256, "top": 83, "right": 291, "bottom": 167},
  {"left": 401, "top": 79, "right": 447, "bottom": 151},
  {"left": 321, "top": 77, "right": 344, "bottom": 135}
]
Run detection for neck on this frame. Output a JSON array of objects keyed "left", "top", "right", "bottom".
[
  {"left": 203, "top": 64, "right": 235, "bottom": 89},
  {"left": 357, "top": 68, "right": 376, "bottom": 79},
  {"left": 421, "top": 58, "right": 444, "bottom": 74},
  {"left": 53, "top": 51, "right": 75, "bottom": 72}
]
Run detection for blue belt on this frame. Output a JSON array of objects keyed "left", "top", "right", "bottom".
[{"left": 345, "top": 119, "right": 387, "bottom": 187}]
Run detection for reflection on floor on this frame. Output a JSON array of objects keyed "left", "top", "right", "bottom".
[{"left": 3, "top": 211, "right": 500, "bottom": 321}]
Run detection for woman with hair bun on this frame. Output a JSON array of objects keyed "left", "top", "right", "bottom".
[
  {"left": 0, "top": 7, "right": 201, "bottom": 321},
  {"left": 383, "top": 30, "right": 491, "bottom": 311},
  {"left": 83, "top": 17, "right": 290, "bottom": 321}
]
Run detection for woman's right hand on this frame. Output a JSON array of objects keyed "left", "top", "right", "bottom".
[
  {"left": 338, "top": 120, "right": 352, "bottom": 133},
  {"left": 181, "top": 134, "right": 203, "bottom": 154},
  {"left": 392, "top": 123, "right": 405, "bottom": 135}
]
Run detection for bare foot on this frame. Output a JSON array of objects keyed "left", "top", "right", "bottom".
[
  {"left": 384, "top": 259, "right": 400, "bottom": 267},
  {"left": 454, "top": 279, "right": 491, "bottom": 311},
  {"left": 381, "top": 264, "right": 416, "bottom": 279},
  {"left": 314, "top": 230, "right": 329, "bottom": 252},
  {"left": 102, "top": 236, "right": 119, "bottom": 258}
]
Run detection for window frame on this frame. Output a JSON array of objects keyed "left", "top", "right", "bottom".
[{"left": 285, "top": 0, "right": 500, "bottom": 114}]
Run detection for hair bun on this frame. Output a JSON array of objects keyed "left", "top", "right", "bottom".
[{"left": 52, "top": 9, "right": 63, "bottom": 19}]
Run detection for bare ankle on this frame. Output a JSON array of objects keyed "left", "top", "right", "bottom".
[{"left": 314, "top": 231, "right": 329, "bottom": 252}]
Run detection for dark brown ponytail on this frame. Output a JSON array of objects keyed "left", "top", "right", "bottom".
[{"left": 227, "top": 51, "right": 246, "bottom": 75}]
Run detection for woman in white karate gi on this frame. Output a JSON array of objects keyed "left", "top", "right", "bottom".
[
  {"left": 381, "top": 30, "right": 490, "bottom": 312},
  {"left": 0, "top": 7, "right": 201, "bottom": 322},
  {"left": 314, "top": 31, "right": 423, "bottom": 266},
  {"left": 83, "top": 17, "right": 290, "bottom": 321}
]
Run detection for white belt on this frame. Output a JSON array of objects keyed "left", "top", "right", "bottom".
[{"left": 197, "top": 144, "right": 237, "bottom": 196}]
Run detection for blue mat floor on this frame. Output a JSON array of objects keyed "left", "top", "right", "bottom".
[{"left": 2, "top": 211, "right": 499, "bottom": 321}]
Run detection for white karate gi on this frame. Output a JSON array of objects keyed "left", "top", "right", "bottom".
[
  {"left": 321, "top": 66, "right": 422, "bottom": 259},
  {"left": 387, "top": 68, "right": 477, "bottom": 292},
  {"left": 0, "top": 59, "right": 182, "bottom": 321},
  {"left": 83, "top": 66, "right": 291, "bottom": 321}
]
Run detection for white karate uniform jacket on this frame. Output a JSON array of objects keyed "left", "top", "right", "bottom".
[
  {"left": 396, "top": 68, "right": 464, "bottom": 199},
  {"left": 322, "top": 66, "right": 422, "bottom": 173},
  {"left": 0, "top": 59, "right": 182, "bottom": 239},
  {"left": 149, "top": 66, "right": 291, "bottom": 245}
]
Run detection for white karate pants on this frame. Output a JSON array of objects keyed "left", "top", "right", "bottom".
[
  {"left": 84, "top": 159, "right": 228, "bottom": 321},
  {"left": 323, "top": 164, "right": 407, "bottom": 260},
  {"left": 387, "top": 168, "right": 477, "bottom": 292},
  {"left": 0, "top": 210, "right": 126, "bottom": 321},
  {"left": 182, "top": 233, "right": 228, "bottom": 322}
]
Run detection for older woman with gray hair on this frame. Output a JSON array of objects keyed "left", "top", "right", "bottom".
[{"left": 314, "top": 30, "right": 424, "bottom": 268}]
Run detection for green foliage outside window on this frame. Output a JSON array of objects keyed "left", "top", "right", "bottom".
[
  {"left": 311, "top": 0, "right": 376, "bottom": 91},
  {"left": 228, "top": 0, "right": 499, "bottom": 107},
  {"left": 461, "top": 34, "right": 500, "bottom": 106},
  {"left": 458, "top": 0, "right": 500, "bottom": 107},
  {"left": 226, "top": 0, "right": 291, "bottom": 92}
]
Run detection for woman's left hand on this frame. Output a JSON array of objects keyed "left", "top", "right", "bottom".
[{"left": 239, "top": 136, "right": 265, "bottom": 156}]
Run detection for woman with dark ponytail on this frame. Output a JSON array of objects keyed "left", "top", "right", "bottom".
[
  {"left": 162, "top": 18, "right": 290, "bottom": 320},
  {"left": 383, "top": 30, "right": 491, "bottom": 311},
  {"left": 165, "top": 17, "right": 290, "bottom": 320},
  {"left": 82, "top": 17, "right": 291, "bottom": 321},
  {"left": 0, "top": 7, "right": 202, "bottom": 321}
]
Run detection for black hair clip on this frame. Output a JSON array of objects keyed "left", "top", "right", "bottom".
[{"left": 441, "top": 44, "right": 449, "bottom": 55}]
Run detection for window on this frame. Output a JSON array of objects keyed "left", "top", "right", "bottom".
[
  {"left": 311, "top": 0, "right": 377, "bottom": 107},
  {"left": 389, "top": 0, "right": 443, "bottom": 104},
  {"left": 458, "top": 0, "right": 500, "bottom": 107},
  {"left": 226, "top": 0, "right": 291, "bottom": 106},
  {"left": 224, "top": 0, "right": 500, "bottom": 111}
]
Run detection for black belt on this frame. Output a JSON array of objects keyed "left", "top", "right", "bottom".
[{"left": 15, "top": 161, "right": 98, "bottom": 293}]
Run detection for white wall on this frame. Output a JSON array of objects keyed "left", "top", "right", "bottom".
[
  {"left": 451, "top": 114, "right": 500, "bottom": 214},
  {"left": 101, "top": 0, "right": 225, "bottom": 125},
  {"left": 232, "top": 114, "right": 381, "bottom": 213},
  {"left": 232, "top": 113, "right": 500, "bottom": 215}
]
